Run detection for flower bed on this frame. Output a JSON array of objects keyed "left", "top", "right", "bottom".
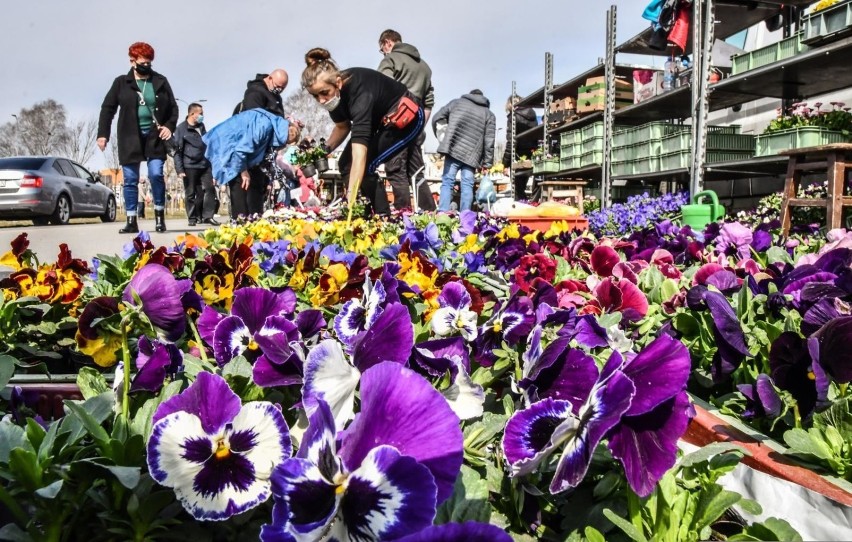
[{"left": 2, "top": 208, "right": 852, "bottom": 539}]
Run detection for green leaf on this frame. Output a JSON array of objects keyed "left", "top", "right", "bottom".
[
  {"left": 76, "top": 367, "right": 110, "bottom": 400},
  {"left": 760, "top": 517, "right": 803, "bottom": 541},
  {"left": 8, "top": 448, "right": 42, "bottom": 492},
  {"left": 0, "top": 354, "right": 16, "bottom": 389},
  {"left": 59, "top": 392, "right": 114, "bottom": 447},
  {"left": 0, "top": 523, "right": 33, "bottom": 542},
  {"left": 660, "top": 279, "right": 679, "bottom": 303},
  {"left": 673, "top": 312, "right": 700, "bottom": 336},
  {"left": 766, "top": 246, "right": 793, "bottom": 265},
  {"left": 37, "top": 420, "right": 64, "bottom": 466},
  {"left": 34, "top": 479, "right": 63, "bottom": 499},
  {"left": 434, "top": 465, "right": 490, "bottom": 524},
  {"left": 602, "top": 508, "right": 649, "bottom": 542},
  {"left": 584, "top": 526, "right": 606, "bottom": 542},
  {"left": 679, "top": 442, "right": 748, "bottom": 468},
  {"left": 64, "top": 398, "right": 111, "bottom": 447},
  {"left": 0, "top": 420, "right": 31, "bottom": 463},
  {"left": 77, "top": 459, "right": 141, "bottom": 489},
  {"left": 784, "top": 428, "right": 833, "bottom": 460},
  {"left": 24, "top": 418, "right": 46, "bottom": 452},
  {"left": 737, "top": 498, "right": 763, "bottom": 516},
  {"left": 693, "top": 486, "right": 741, "bottom": 530}
]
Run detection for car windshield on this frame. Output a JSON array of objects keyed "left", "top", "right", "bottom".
[{"left": 0, "top": 157, "right": 47, "bottom": 170}]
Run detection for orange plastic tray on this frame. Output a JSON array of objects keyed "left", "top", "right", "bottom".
[{"left": 508, "top": 216, "right": 589, "bottom": 232}]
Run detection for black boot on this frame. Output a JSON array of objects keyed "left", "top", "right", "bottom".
[
  {"left": 119, "top": 215, "right": 138, "bottom": 234},
  {"left": 155, "top": 210, "right": 166, "bottom": 233}
]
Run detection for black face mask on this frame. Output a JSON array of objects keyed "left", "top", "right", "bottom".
[{"left": 135, "top": 63, "right": 153, "bottom": 76}]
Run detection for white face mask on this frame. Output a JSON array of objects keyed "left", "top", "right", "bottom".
[{"left": 320, "top": 93, "right": 341, "bottom": 112}]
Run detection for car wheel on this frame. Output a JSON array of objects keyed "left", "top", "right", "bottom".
[
  {"left": 101, "top": 196, "right": 117, "bottom": 223},
  {"left": 51, "top": 194, "right": 71, "bottom": 225},
  {"left": 32, "top": 216, "right": 50, "bottom": 226}
]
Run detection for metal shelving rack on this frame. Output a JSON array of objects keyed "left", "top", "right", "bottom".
[{"left": 510, "top": 0, "right": 849, "bottom": 205}]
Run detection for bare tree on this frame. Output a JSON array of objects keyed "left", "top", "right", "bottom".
[
  {"left": 281, "top": 89, "right": 335, "bottom": 141},
  {"left": 4, "top": 99, "right": 71, "bottom": 156},
  {"left": 59, "top": 117, "right": 98, "bottom": 166}
]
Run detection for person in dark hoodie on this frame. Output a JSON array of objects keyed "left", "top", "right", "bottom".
[
  {"left": 97, "top": 41, "right": 178, "bottom": 234},
  {"left": 233, "top": 70, "right": 288, "bottom": 116},
  {"left": 174, "top": 103, "right": 218, "bottom": 226},
  {"left": 377, "top": 29, "right": 436, "bottom": 212},
  {"left": 501, "top": 94, "right": 539, "bottom": 200},
  {"left": 301, "top": 48, "right": 425, "bottom": 217},
  {"left": 432, "top": 89, "right": 496, "bottom": 212}
]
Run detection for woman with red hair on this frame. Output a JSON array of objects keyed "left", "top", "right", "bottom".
[{"left": 97, "top": 41, "right": 178, "bottom": 234}]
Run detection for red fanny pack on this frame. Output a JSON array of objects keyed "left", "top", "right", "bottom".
[{"left": 383, "top": 96, "right": 420, "bottom": 129}]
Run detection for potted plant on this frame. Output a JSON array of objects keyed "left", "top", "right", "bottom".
[
  {"left": 311, "top": 142, "right": 329, "bottom": 173},
  {"left": 294, "top": 148, "right": 317, "bottom": 177},
  {"left": 756, "top": 101, "right": 852, "bottom": 156}
]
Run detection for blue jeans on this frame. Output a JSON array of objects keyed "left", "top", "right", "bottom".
[
  {"left": 439, "top": 156, "right": 475, "bottom": 212},
  {"left": 122, "top": 159, "right": 165, "bottom": 215}
]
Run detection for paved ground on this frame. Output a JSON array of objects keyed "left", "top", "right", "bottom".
[{"left": 0, "top": 216, "right": 216, "bottom": 266}]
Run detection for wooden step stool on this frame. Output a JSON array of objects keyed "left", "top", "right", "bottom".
[
  {"left": 780, "top": 143, "right": 852, "bottom": 236},
  {"left": 538, "top": 180, "right": 586, "bottom": 208}
]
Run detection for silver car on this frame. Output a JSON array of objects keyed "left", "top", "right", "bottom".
[{"left": 0, "top": 156, "right": 117, "bottom": 225}]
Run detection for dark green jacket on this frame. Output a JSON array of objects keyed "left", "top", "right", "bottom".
[{"left": 377, "top": 43, "right": 434, "bottom": 110}]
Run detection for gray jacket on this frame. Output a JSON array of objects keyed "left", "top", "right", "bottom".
[
  {"left": 377, "top": 43, "right": 434, "bottom": 110},
  {"left": 432, "top": 93, "right": 496, "bottom": 169}
]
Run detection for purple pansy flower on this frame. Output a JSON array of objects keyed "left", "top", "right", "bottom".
[
  {"left": 197, "top": 287, "right": 305, "bottom": 387},
  {"left": 262, "top": 362, "right": 463, "bottom": 541},
  {"left": 395, "top": 522, "right": 512, "bottom": 542},
  {"left": 715, "top": 221, "right": 753, "bottom": 260},
  {"left": 411, "top": 337, "right": 484, "bottom": 420},
  {"left": 432, "top": 282, "right": 479, "bottom": 341},
  {"left": 769, "top": 332, "right": 829, "bottom": 416},
  {"left": 474, "top": 292, "right": 535, "bottom": 365},
  {"left": 147, "top": 372, "right": 291, "bottom": 521},
  {"left": 123, "top": 263, "right": 192, "bottom": 342},
  {"left": 303, "top": 302, "right": 414, "bottom": 428},
  {"left": 132, "top": 336, "right": 183, "bottom": 392},
  {"left": 738, "top": 374, "right": 783, "bottom": 419}
]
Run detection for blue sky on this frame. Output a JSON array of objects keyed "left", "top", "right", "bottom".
[{"left": 0, "top": 0, "right": 655, "bottom": 168}]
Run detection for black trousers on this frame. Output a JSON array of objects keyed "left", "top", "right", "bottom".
[
  {"left": 338, "top": 108, "right": 425, "bottom": 216},
  {"left": 384, "top": 131, "right": 436, "bottom": 212},
  {"left": 183, "top": 167, "right": 217, "bottom": 220},
  {"left": 229, "top": 166, "right": 266, "bottom": 218}
]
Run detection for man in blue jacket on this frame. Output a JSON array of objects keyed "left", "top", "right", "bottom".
[{"left": 174, "top": 103, "right": 218, "bottom": 226}]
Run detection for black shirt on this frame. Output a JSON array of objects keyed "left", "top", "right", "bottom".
[{"left": 329, "top": 68, "right": 408, "bottom": 146}]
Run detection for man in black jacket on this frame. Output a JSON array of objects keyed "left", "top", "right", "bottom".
[
  {"left": 174, "top": 103, "right": 218, "bottom": 227},
  {"left": 501, "top": 95, "right": 539, "bottom": 200},
  {"left": 233, "top": 70, "right": 288, "bottom": 117},
  {"left": 377, "top": 29, "right": 436, "bottom": 212}
]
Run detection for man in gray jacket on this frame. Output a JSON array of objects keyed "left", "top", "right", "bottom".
[
  {"left": 378, "top": 29, "right": 437, "bottom": 212},
  {"left": 432, "top": 90, "right": 496, "bottom": 212}
]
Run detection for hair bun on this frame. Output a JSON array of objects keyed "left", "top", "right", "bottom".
[{"left": 305, "top": 48, "right": 332, "bottom": 67}]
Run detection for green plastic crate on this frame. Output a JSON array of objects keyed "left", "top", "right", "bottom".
[
  {"left": 560, "top": 131, "right": 580, "bottom": 147},
  {"left": 706, "top": 151, "right": 755, "bottom": 163},
  {"left": 581, "top": 122, "right": 604, "bottom": 140},
  {"left": 612, "top": 161, "right": 634, "bottom": 177},
  {"left": 633, "top": 155, "right": 660, "bottom": 174},
  {"left": 731, "top": 32, "right": 805, "bottom": 75},
  {"left": 612, "top": 146, "right": 633, "bottom": 162},
  {"left": 581, "top": 136, "right": 604, "bottom": 154},
  {"left": 802, "top": 0, "right": 852, "bottom": 45},
  {"left": 661, "top": 127, "right": 752, "bottom": 153},
  {"left": 614, "top": 127, "right": 633, "bottom": 148},
  {"left": 755, "top": 126, "right": 851, "bottom": 156},
  {"left": 561, "top": 143, "right": 580, "bottom": 158},
  {"left": 561, "top": 156, "right": 579, "bottom": 171},
  {"left": 631, "top": 121, "right": 688, "bottom": 143},
  {"left": 660, "top": 150, "right": 691, "bottom": 171},
  {"left": 579, "top": 150, "right": 603, "bottom": 167}
]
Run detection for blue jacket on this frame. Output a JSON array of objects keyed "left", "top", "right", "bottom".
[{"left": 203, "top": 109, "right": 289, "bottom": 185}]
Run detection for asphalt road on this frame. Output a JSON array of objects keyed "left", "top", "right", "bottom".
[{"left": 0, "top": 217, "right": 215, "bottom": 266}]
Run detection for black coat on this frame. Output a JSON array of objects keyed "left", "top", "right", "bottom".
[
  {"left": 502, "top": 106, "right": 539, "bottom": 166},
  {"left": 233, "top": 74, "right": 285, "bottom": 117},
  {"left": 173, "top": 120, "right": 208, "bottom": 173},
  {"left": 98, "top": 70, "right": 178, "bottom": 165}
]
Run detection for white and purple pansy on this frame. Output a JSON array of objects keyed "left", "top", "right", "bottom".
[
  {"left": 146, "top": 372, "right": 291, "bottom": 521},
  {"left": 333, "top": 275, "right": 387, "bottom": 347},
  {"left": 431, "top": 281, "right": 478, "bottom": 341},
  {"left": 262, "top": 362, "right": 463, "bottom": 541},
  {"left": 412, "top": 337, "right": 484, "bottom": 420},
  {"left": 197, "top": 287, "right": 307, "bottom": 388},
  {"left": 474, "top": 293, "right": 535, "bottom": 365},
  {"left": 303, "top": 302, "right": 414, "bottom": 429}
]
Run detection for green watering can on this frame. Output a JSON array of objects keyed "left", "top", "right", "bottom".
[{"left": 681, "top": 190, "right": 725, "bottom": 231}]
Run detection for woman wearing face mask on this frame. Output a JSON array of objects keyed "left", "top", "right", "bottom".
[
  {"left": 301, "top": 48, "right": 424, "bottom": 216},
  {"left": 97, "top": 41, "right": 178, "bottom": 234}
]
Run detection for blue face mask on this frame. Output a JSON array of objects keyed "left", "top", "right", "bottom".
[{"left": 196, "top": 114, "right": 204, "bottom": 124}]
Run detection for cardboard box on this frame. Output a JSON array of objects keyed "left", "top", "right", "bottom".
[
  {"left": 633, "top": 70, "right": 665, "bottom": 104},
  {"left": 577, "top": 96, "right": 633, "bottom": 114},
  {"left": 549, "top": 96, "right": 576, "bottom": 113},
  {"left": 584, "top": 76, "right": 632, "bottom": 90},
  {"left": 578, "top": 88, "right": 635, "bottom": 102}
]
